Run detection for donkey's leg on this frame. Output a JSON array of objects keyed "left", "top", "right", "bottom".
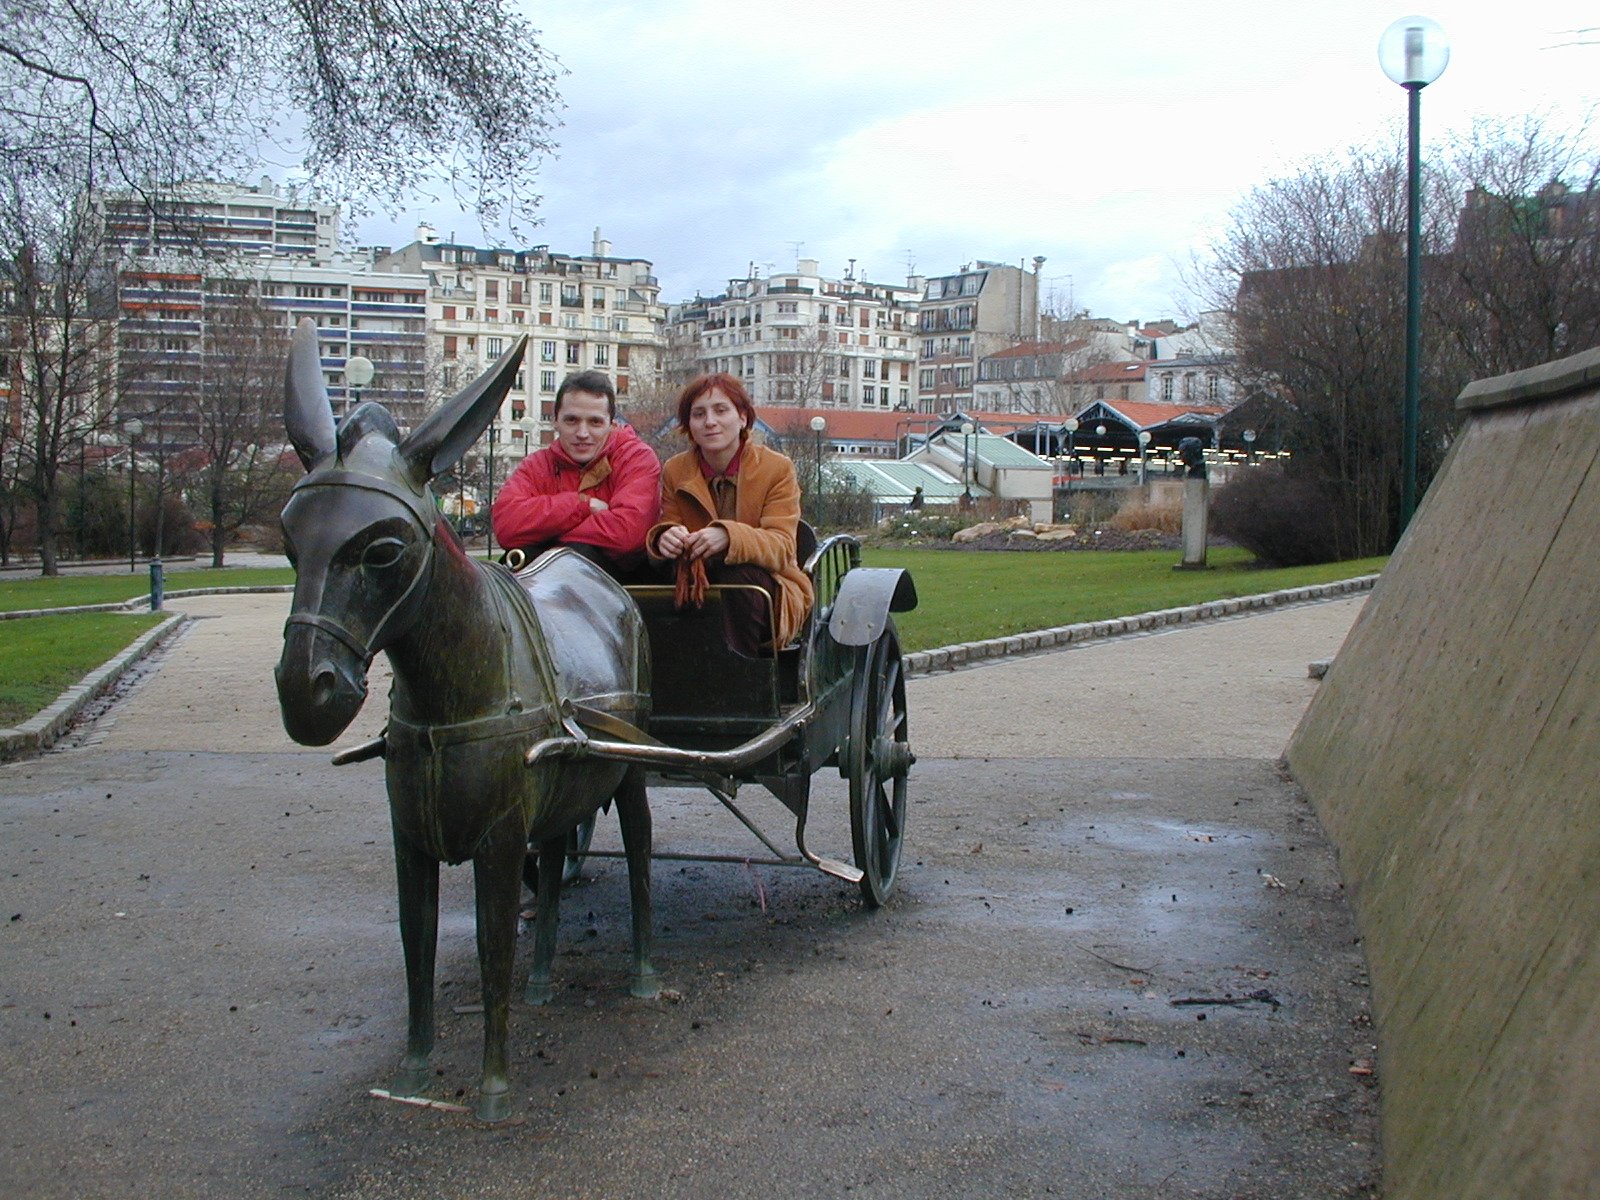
[
  {"left": 615, "top": 768, "right": 659, "bottom": 999},
  {"left": 524, "top": 834, "right": 565, "bottom": 1007},
  {"left": 471, "top": 816, "right": 528, "bottom": 1123},
  {"left": 391, "top": 837, "right": 439, "bottom": 1097}
]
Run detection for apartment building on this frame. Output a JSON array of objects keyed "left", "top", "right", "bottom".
[
  {"left": 668, "top": 260, "right": 919, "bottom": 411},
  {"left": 378, "top": 228, "right": 666, "bottom": 458},
  {"left": 106, "top": 182, "right": 430, "bottom": 442},
  {"left": 102, "top": 178, "right": 340, "bottom": 263},
  {"left": 916, "top": 260, "right": 1043, "bottom": 413}
]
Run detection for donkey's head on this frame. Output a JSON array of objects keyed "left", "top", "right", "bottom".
[{"left": 275, "top": 319, "right": 526, "bottom": 746}]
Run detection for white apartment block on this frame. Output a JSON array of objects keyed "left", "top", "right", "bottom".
[
  {"left": 378, "top": 228, "right": 666, "bottom": 459},
  {"left": 670, "top": 259, "right": 919, "bottom": 411},
  {"left": 105, "top": 182, "right": 430, "bottom": 441},
  {"left": 102, "top": 178, "right": 340, "bottom": 263},
  {"left": 916, "top": 260, "right": 1043, "bottom": 413}
]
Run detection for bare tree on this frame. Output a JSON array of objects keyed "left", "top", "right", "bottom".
[
  {"left": 186, "top": 281, "right": 296, "bottom": 566},
  {"left": 1197, "top": 117, "right": 1600, "bottom": 556},
  {"left": 1, "top": 0, "right": 562, "bottom": 230},
  {"left": 1197, "top": 138, "right": 1458, "bottom": 556},
  {"left": 1439, "top": 116, "right": 1600, "bottom": 379},
  {"left": 0, "top": 170, "right": 118, "bottom": 573}
]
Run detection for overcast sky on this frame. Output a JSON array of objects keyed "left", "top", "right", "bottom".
[{"left": 357, "top": 1, "right": 1597, "bottom": 323}]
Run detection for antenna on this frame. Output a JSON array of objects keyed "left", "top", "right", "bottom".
[
  {"left": 905, "top": 250, "right": 917, "bottom": 276},
  {"left": 846, "top": 257, "right": 857, "bottom": 281},
  {"left": 787, "top": 241, "right": 805, "bottom": 266}
]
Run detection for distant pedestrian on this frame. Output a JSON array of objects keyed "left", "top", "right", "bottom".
[{"left": 909, "top": 486, "right": 925, "bottom": 510}]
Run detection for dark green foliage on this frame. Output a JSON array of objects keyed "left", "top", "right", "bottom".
[{"left": 1209, "top": 467, "right": 1351, "bottom": 567}]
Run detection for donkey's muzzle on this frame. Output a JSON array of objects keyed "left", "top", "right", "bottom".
[{"left": 276, "top": 629, "right": 369, "bottom": 746}]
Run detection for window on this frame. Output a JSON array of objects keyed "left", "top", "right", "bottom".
[
  {"left": 485, "top": 280, "right": 499, "bottom": 300},
  {"left": 563, "top": 314, "right": 579, "bottom": 329},
  {"left": 617, "top": 345, "right": 630, "bottom": 368},
  {"left": 1207, "top": 373, "right": 1220, "bottom": 402},
  {"left": 1161, "top": 374, "right": 1174, "bottom": 401},
  {"left": 540, "top": 340, "right": 556, "bottom": 362},
  {"left": 920, "top": 369, "right": 935, "bottom": 390},
  {"left": 487, "top": 337, "right": 504, "bottom": 358},
  {"left": 540, "top": 370, "right": 556, "bottom": 392},
  {"left": 444, "top": 335, "right": 458, "bottom": 359},
  {"left": 777, "top": 301, "right": 797, "bottom": 314},
  {"left": 592, "top": 316, "right": 605, "bottom": 331},
  {"left": 593, "top": 344, "right": 610, "bottom": 366},
  {"left": 566, "top": 342, "right": 581, "bottom": 364},
  {"left": 539, "top": 282, "right": 553, "bottom": 304}
]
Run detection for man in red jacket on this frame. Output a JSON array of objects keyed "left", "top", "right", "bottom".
[{"left": 491, "top": 370, "right": 662, "bottom": 580}]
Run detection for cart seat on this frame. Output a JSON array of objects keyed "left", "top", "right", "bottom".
[{"left": 625, "top": 583, "right": 783, "bottom": 748}]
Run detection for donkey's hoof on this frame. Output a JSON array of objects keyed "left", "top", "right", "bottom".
[
  {"left": 390, "top": 1063, "right": 431, "bottom": 1099},
  {"left": 476, "top": 1086, "right": 513, "bottom": 1123},
  {"left": 631, "top": 969, "right": 661, "bottom": 1000},
  {"left": 525, "top": 978, "right": 554, "bottom": 1007}
]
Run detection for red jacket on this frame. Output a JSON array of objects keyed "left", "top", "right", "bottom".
[{"left": 491, "top": 424, "right": 662, "bottom": 564}]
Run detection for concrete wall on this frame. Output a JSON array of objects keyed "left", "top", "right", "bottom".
[{"left": 1285, "top": 347, "right": 1600, "bottom": 1200}]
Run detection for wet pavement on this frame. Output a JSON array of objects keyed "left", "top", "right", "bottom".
[{"left": 0, "top": 592, "right": 1379, "bottom": 1199}]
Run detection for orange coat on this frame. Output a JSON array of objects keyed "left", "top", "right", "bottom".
[{"left": 647, "top": 442, "right": 814, "bottom": 647}]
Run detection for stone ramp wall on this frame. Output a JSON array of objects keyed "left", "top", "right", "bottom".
[{"left": 1285, "top": 348, "right": 1600, "bottom": 1200}]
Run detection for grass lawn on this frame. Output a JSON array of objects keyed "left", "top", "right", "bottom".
[
  {"left": 864, "top": 546, "right": 1387, "bottom": 652},
  {"left": 0, "top": 566, "right": 295, "bottom": 613},
  {"left": 0, "top": 612, "right": 167, "bottom": 727}
]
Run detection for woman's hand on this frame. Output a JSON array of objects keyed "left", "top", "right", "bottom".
[
  {"left": 682, "top": 524, "right": 730, "bottom": 561},
  {"left": 655, "top": 524, "right": 690, "bottom": 558}
]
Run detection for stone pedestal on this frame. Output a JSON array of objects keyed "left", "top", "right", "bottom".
[{"left": 1178, "top": 476, "right": 1209, "bottom": 569}]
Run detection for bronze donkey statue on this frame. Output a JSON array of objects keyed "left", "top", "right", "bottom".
[{"left": 273, "top": 318, "right": 656, "bottom": 1121}]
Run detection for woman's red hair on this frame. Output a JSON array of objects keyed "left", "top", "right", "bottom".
[{"left": 675, "top": 373, "right": 756, "bottom": 439}]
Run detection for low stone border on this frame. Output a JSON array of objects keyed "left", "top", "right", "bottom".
[
  {"left": 902, "top": 575, "right": 1378, "bottom": 677},
  {"left": 1, "top": 584, "right": 294, "bottom": 621},
  {"left": 0, "top": 613, "right": 189, "bottom": 761}
]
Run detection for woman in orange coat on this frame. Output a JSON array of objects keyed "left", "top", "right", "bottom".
[{"left": 647, "top": 373, "right": 813, "bottom": 654}]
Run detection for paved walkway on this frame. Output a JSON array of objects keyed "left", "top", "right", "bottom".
[{"left": 1, "top": 590, "right": 1379, "bottom": 1200}]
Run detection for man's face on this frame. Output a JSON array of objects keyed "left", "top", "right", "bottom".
[{"left": 553, "top": 390, "right": 613, "bottom": 465}]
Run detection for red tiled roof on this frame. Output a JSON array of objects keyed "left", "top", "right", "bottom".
[
  {"left": 755, "top": 406, "right": 909, "bottom": 442},
  {"left": 986, "top": 338, "right": 1090, "bottom": 360}
]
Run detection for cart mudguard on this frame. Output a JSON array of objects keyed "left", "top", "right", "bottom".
[{"left": 826, "top": 567, "right": 918, "bottom": 647}]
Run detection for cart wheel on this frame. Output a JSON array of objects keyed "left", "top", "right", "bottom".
[
  {"left": 522, "top": 814, "right": 597, "bottom": 894},
  {"left": 848, "top": 624, "right": 911, "bottom": 907}
]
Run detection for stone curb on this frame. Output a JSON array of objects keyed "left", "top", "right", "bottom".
[
  {"left": 1, "top": 584, "right": 294, "bottom": 621},
  {"left": 901, "top": 574, "right": 1379, "bottom": 678},
  {"left": 0, "top": 613, "right": 190, "bottom": 762}
]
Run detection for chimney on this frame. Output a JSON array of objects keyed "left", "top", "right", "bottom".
[
  {"left": 416, "top": 222, "right": 439, "bottom": 245},
  {"left": 592, "top": 227, "right": 612, "bottom": 257}
]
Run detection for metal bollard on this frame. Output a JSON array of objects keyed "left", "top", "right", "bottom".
[{"left": 148, "top": 559, "right": 165, "bottom": 611}]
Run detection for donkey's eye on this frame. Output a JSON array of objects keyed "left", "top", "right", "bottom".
[{"left": 362, "top": 537, "right": 407, "bottom": 570}]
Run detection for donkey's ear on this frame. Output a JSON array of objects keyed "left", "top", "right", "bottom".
[
  {"left": 284, "top": 318, "right": 337, "bottom": 470},
  {"left": 398, "top": 335, "right": 528, "bottom": 482}
]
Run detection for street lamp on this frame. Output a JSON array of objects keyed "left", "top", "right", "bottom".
[
  {"left": 1379, "top": 14, "right": 1449, "bottom": 529},
  {"left": 123, "top": 418, "right": 143, "bottom": 572},
  {"left": 1064, "top": 417, "right": 1079, "bottom": 476},
  {"left": 484, "top": 419, "right": 500, "bottom": 556},
  {"left": 1137, "top": 430, "right": 1152, "bottom": 487},
  {"left": 1094, "top": 424, "right": 1106, "bottom": 476},
  {"left": 960, "top": 421, "right": 975, "bottom": 503},
  {"left": 343, "top": 354, "right": 374, "bottom": 421},
  {"left": 809, "top": 415, "right": 827, "bottom": 507},
  {"left": 1243, "top": 428, "right": 1257, "bottom": 463}
]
